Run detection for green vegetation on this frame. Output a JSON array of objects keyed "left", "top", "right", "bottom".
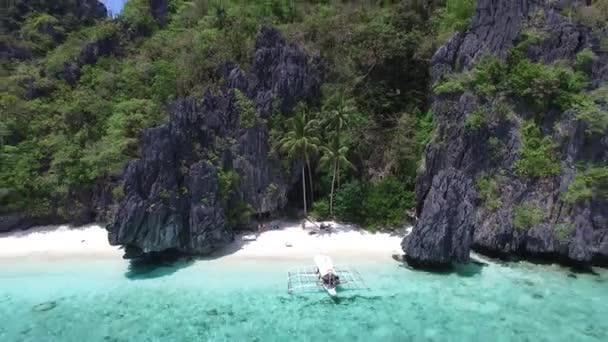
[
  {"left": 333, "top": 178, "right": 414, "bottom": 230},
  {"left": 5, "top": 1, "right": 476, "bottom": 221},
  {"left": 507, "top": 59, "right": 584, "bottom": 111},
  {"left": 475, "top": 174, "right": 502, "bottom": 212},
  {"left": 488, "top": 137, "right": 504, "bottom": 161},
  {"left": 554, "top": 223, "right": 575, "bottom": 241},
  {"left": 333, "top": 181, "right": 366, "bottom": 224},
  {"left": 318, "top": 135, "right": 355, "bottom": 217},
  {"left": 513, "top": 204, "right": 544, "bottom": 230},
  {"left": 218, "top": 169, "right": 240, "bottom": 204},
  {"left": 217, "top": 169, "right": 255, "bottom": 229},
  {"left": 464, "top": 108, "right": 488, "bottom": 131},
  {"left": 235, "top": 89, "right": 258, "bottom": 129},
  {"left": 514, "top": 122, "right": 561, "bottom": 179},
  {"left": 434, "top": 51, "right": 585, "bottom": 112},
  {"left": 574, "top": 99, "right": 608, "bottom": 136},
  {"left": 279, "top": 109, "right": 320, "bottom": 216},
  {"left": 20, "top": 13, "right": 64, "bottom": 53},
  {"left": 310, "top": 199, "right": 330, "bottom": 221},
  {"left": 361, "top": 178, "right": 414, "bottom": 230},
  {"left": 563, "top": 1, "right": 608, "bottom": 31},
  {"left": 4, "top": 0, "right": 603, "bottom": 234},
  {"left": 563, "top": 167, "right": 608, "bottom": 204},
  {"left": 226, "top": 201, "right": 254, "bottom": 230},
  {"left": 434, "top": 75, "right": 467, "bottom": 95},
  {"left": 575, "top": 48, "right": 598, "bottom": 75},
  {"left": 470, "top": 55, "right": 507, "bottom": 97},
  {"left": 435, "top": 0, "right": 477, "bottom": 43}
]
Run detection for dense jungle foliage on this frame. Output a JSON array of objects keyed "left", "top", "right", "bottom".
[{"left": 0, "top": 0, "right": 483, "bottom": 229}]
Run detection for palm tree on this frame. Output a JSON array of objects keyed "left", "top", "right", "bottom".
[
  {"left": 279, "top": 111, "right": 320, "bottom": 216},
  {"left": 324, "top": 96, "right": 355, "bottom": 134},
  {"left": 319, "top": 135, "right": 355, "bottom": 216}
]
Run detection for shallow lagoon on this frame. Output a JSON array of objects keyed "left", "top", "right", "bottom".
[{"left": 1, "top": 255, "right": 606, "bottom": 342}]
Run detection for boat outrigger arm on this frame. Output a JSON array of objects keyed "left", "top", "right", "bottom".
[{"left": 287, "top": 255, "right": 368, "bottom": 297}]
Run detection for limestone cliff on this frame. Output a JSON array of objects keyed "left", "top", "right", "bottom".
[
  {"left": 404, "top": 0, "right": 607, "bottom": 268},
  {"left": 107, "top": 27, "right": 322, "bottom": 258}
]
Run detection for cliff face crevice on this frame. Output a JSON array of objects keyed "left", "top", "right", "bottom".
[
  {"left": 404, "top": 0, "right": 607, "bottom": 268},
  {"left": 107, "top": 27, "right": 323, "bottom": 258}
]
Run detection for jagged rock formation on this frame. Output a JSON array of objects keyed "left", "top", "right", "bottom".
[
  {"left": 107, "top": 27, "right": 322, "bottom": 258},
  {"left": 57, "top": 31, "right": 120, "bottom": 86},
  {"left": 404, "top": 0, "right": 607, "bottom": 268},
  {"left": 149, "top": 0, "right": 169, "bottom": 25},
  {"left": 1, "top": 0, "right": 107, "bottom": 61},
  {"left": 6, "top": 0, "right": 107, "bottom": 29},
  {"left": 403, "top": 168, "right": 476, "bottom": 267}
]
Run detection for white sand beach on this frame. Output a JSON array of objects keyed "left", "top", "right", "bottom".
[
  {"left": 219, "top": 220, "right": 405, "bottom": 261},
  {"left": 0, "top": 224, "right": 123, "bottom": 260},
  {"left": 0, "top": 220, "right": 407, "bottom": 261}
]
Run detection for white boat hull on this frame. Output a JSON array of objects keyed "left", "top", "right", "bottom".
[{"left": 325, "top": 287, "right": 337, "bottom": 297}]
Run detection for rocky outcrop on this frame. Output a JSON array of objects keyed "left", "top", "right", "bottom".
[
  {"left": 1, "top": 0, "right": 106, "bottom": 60},
  {"left": 57, "top": 28, "right": 120, "bottom": 86},
  {"left": 3, "top": 0, "right": 106, "bottom": 31},
  {"left": 0, "top": 40, "right": 32, "bottom": 60},
  {"left": 149, "top": 0, "right": 169, "bottom": 25},
  {"left": 76, "top": 0, "right": 107, "bottom": 22},
  {"left": 107, "top": 27, "right": 322, "bottom": 258},
  {"left": 404, "top": 0, "right": 608, "bottom": 268},
  {"left": 403, "top": 169, "right": 476, "bottom": 268}
]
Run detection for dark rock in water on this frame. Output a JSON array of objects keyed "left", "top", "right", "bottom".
[
  {"left": 532, "top": 293, "right": 544, "bottom": 299},
  {"left": 409, "top": 0, "right": 608, "bottom": 268},
  {"left": 404, "top": 168, "right": 476, "bottom": 268},
  {"left": 567, "top": 273, "right": 577, "bottom": 279},
  {"left": 108, "top": 27, "right": 322, "bottom": 258},
  {"left": 32, "top": 301, "right": 57, "bottom": 312}
]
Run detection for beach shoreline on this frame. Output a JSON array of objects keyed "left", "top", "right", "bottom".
[{"left": 0, "top": 220, "right": 407, "bottom": 262}]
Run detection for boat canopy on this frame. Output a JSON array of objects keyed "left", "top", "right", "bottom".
[{"left": 314, "top": 254, "right": 335, "bottom": 277}]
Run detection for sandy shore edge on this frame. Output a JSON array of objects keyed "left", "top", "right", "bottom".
[{"left": 0, "top": 220, "right": 407, "bottom": 261}]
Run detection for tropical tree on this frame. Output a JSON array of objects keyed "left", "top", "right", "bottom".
[
  {"left": 319, "top": 134, "right": 356, "bottom": 216},
  {"left": 323, "top": 95, "right": 355, "bottom": 134},
  {"left": 279, "top": 111, "right": 320, "bottom": 216}
]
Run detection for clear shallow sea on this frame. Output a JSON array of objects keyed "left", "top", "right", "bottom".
[{"left": 0, "top": 255, "right": 606, "bottom": 342}]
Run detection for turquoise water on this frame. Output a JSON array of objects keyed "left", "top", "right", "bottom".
[{"left": 1, "top": 255, "right": 607, "bottom": 342}]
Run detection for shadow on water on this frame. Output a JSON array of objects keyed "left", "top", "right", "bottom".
[
  {"left": 292, "top": 293, "right": 389, "bottom": 308},
  {"left": 122, "top": 228, "right": 261, "bottom": 279},
  {"left": 423, "top": 260, "right": 486, "bottom": 278},
  {"left": 124, "top": 255, "right": 195, "bottom": 280},
  {"left": 393, "top": 253, "right": 487, "bottom": 277}
]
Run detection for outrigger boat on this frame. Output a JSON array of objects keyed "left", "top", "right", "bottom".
[
  {"left": 287, "top": 255, "right": 368, "bottom": 298},
  {"left": 314, "top": 254, "right": 340, "bottom": 297}
]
